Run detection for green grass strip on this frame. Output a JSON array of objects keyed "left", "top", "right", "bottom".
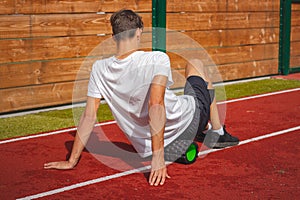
[{"left": 0, "top": 78, "right": 299, "bottom": 140}]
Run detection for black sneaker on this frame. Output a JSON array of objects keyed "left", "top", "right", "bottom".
[{"left": 195, "top": 126, "right": 239, "bottom": 149}]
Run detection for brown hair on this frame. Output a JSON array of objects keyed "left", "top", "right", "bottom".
[{"left": 110, "top": 9, "right": 144, "bottom": 41}]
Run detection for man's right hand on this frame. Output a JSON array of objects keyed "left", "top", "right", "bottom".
[
  {"left": 148, "top": 152, "right": 171, "bottom": 186},
  {"left": 149, "top": 163, "right": 170, "bottom": 186}
]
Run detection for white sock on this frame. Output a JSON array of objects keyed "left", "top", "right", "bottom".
[
  {"left": 203, "top": 123, "right": 212, "bottom": 134},
  {"left": 213, "top": 127, "right": 224, "bottom": 135}
]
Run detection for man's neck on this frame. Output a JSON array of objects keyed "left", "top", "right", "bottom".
[{"left": 116, "top": 39, "right": 139, "bottom": 59}]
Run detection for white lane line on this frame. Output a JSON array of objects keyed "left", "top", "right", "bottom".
[
  {"left": 0, "top": 121, "right": 116, "bottom": 145},
  {"left": 198, "top": 125, "right": 300, "bottom": 157},
  {"left": 219, "top": 87, "right": 300, "bottom": 105},
  {"left": 17, "top": 125, "right": 300, "bottom": 200},
  {"left": 16, "top": 165, "right": 151, "bottom": 200},
  {"left": 2, "top": 87, "right": 299, "bottom": 145}
]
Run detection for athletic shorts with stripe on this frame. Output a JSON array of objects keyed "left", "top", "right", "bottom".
[{"left": 164, "top": 76, "right": 212, "bottom": 162}]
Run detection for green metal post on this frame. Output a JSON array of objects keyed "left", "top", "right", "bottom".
[
  {"left": 279, "top": 0, "right": 292, "bottom": 75},
  {"left": 152, "top": 0, "right": 166, "bottom": 52}
]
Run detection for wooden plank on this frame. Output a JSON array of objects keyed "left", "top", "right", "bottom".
[
  {"left": 0, "top": 35, "right": 107, "bottom": 64},
  {"left": 169, "top": 59, "right": 279, "bottom": 88},
  {"left": 0, "top": 39, "right": 32, "bottom": 64},
  {"left": 31, "top": 13, "right": 111, "bottom": 37},
  {"left": 0, "top": 31, "right": 154, "bottom": 64},
  {"left": 167, "top": 12, "right": 279, "bottom": 31},
  {"left": 0, "top": 15, "right": 30, "bottom": 39},
  {"left": 4, "top": 0, "right": 281, "bottom": 14},
  {"left": 292, "top": 3, "right": 300, "bottom": 11},
  {"left": 290, "top": 56, "right": 300, "bottom": 68},
  {"left": 290, "top": 41, "right": 300, "bottom": 56},
  {"left": 218, "top": 59, "right": 278, "bottom": 81},
  {"left": 166, "top": 28, "right": 279, "bottom": 59},
  {"left": 39, "top": 58, "right": 93, "bottom": 83},
  {"left": 208, "top": 43, "right": 278, "bottom": 66},
  {"left": 31, "top": 13, "right": 151, "bottom": 37},
  {"left": 168, "top": 43, "right": 278, "bottom": 67},
  {"left": 0, "top": 62, "right": 42, "bottom": 89},
  {"left": 0, "top": 13, "right": 151, "bottom": 38},
  {"left": 0, "top": 58, "right": 95, "bottom": 89},
  {"left": 291, "top": 26, "right": 300, "bottom": 41},
  {"left": 291, "top": 11, "right": 300, "bottom": 26},
  {"left": 0, "top": 0, "right": 15, "bottom": 14},
  {"left": 168, "top": 28, "right": 278, "bottom": 49},
  {"left": 167, "top": 0, "right": 279, "bottom": 12},
  {"left": 223, "top": 0, "right": 279, "bottom": 12},
  {"left": 14, "top": 0, "right": 151, "bottom": 14},
  {"left": 0, "top": 80, "right": 88, "bottom": 113}
]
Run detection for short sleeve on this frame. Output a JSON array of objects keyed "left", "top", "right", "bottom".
[
  {"left": 87, "top": 63, "right": 102, "bottom": 99},
  {"left": 153, "top": 52, "right": 174, "bottom": 87}
]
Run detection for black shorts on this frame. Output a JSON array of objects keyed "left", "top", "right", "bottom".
[
  {"left": 184, "top": 76, "right": 211, "bottom": 133},
  {"left": 164, "top": 76, "right": 211, "bottom": 161}
]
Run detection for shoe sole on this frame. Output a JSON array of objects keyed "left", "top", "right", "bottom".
[{"left": 207, "top": 141, "right": 239, "bottom": 149}]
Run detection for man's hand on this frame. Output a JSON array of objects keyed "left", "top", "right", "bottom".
[
  {"left": 148, "top": 75, "right": 169, "bottom": 186},
  {"left": 149, "top": 153, "right": 171, "bottom": 186},
  {"left": 44, "top": 97, "right": 100, "bottom": 171},
  {"left": 44, "top": 160, "right": 76, "bottom": 170}
]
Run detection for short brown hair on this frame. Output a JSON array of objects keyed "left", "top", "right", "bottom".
[{"left": 110, "top": 9, "right": 144, "bottom": 41}]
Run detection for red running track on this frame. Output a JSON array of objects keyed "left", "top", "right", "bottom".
[{"left": 0, "top": 88, "right": 299, "bottom": 199}]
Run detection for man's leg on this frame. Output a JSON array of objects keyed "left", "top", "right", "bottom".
[
  {"left": 185, "top": 59, "right": 239, "bottom": 148},
  {"left": 185, "top": 59, "right": 222, "bottom": 131}
]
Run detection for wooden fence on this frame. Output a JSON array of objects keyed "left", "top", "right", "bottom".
[{"left": 0, "top": 0, "right": 299, "bottom": 113}]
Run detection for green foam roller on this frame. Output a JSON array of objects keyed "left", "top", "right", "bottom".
[{"left": 176, "top": 142, "right": 198, "bottom": 164}]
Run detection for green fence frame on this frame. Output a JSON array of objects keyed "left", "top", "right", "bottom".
[
  {"left": 152, "top": 0, "right": 166, "bottom": 52},
  {"left": 153, "top": 0, "right": 300, "bottom": 74},
  {"left": 279, "top": 0, "right": 300, "bottom": 75}
]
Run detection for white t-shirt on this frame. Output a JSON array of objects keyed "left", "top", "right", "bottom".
[{"left": 87, "top": 51, "right": 195, "bottom": 157}]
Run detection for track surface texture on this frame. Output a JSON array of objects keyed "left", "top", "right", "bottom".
[{"left": 1, "top": 88, "right": 299, "bottom": 200}]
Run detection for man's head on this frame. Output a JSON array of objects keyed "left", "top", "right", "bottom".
[{"left": 110, "top": 9, "right": 144, "bottom": 41}]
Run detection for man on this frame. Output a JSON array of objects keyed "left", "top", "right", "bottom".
[{"left": 44, "top": 9, "right": 239, "bottom": 186}]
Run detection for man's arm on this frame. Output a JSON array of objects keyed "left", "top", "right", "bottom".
[
  {"left": 148, "top": 75, "right": 170, "bottom": 186},
  {"left": 44, "top": 97, "right": 101, "bottom": 170}
]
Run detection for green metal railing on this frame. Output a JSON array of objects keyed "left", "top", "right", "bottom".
[
  {"left": 152, "top": 0, "right": 166, "bottom": 52},
  {"left": 279, "top": 0, "right": 300, "bottom": 75},
  {"left": 152, "top": 0, "right": 300, "bottom": 75}
]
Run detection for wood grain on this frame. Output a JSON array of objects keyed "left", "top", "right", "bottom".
[
  {"left": 166, "top": 59, "right": 278, "bottom": 89},
  {"left": 291, "top": 26, "right": 300, "bottom": 41},
  {"left": 0, "top": 59, "right": 279, "bottom": 113},
  {"left": 0, "top": 35, "right": 109, "bottom": 64},
  {"left": 1, "top": 12, "right": 280, "bottom": 39},
  {"left": 12, "top": 0, "right": 151, "bottom": 14},
  {"left": 167, "top": 28, "right": 278, "bottom": 49},
  {"left": 0, "top": 0, "right": 15, "bottom": 14},
  {"left": 31, "top": 13, "right": 151, "bottom": 37},
  {"left": 167, "top": 12, "right": 279, "bottom": 31},
  {"left": 218, "top": 59, "right": 278, "bottom": 81},
  {"left": 0, "top": 58, "right": 93, "bottom": 89},
  {"left": 290, "top": 41, "right": 300, "bottom": 56},
  {"left": 0, "top": 15, "right": 30, "bottom": 39},
  {"left": 290, "top": 56, "right": 300, "bottom": 68},
  {"left": 0, "top": 80, "right": 88, "bottom": 113},
  {"left": 2, "top": 0, "right": 300, "bottom": 113},
  {"left": 167, "top": 0, "right": 279, "bottom": 12}
]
